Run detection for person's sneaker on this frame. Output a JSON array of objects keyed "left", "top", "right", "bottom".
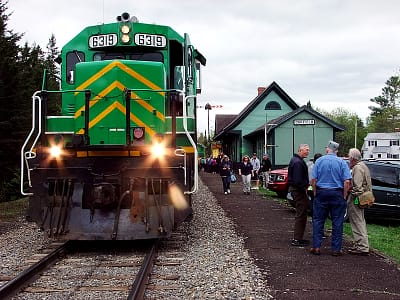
[
  {"left": 332, "top": 251, "right": 344, "bottom": 257},
  {"left": 310, "top": 248, "right": 321, "bottom": 255},
  {"left": 291, "top": 239, "right": 310, "bottom": 246},
  {"left": 224, "top": 192, "right": 228, "bottom": 195},
  {"left": 227, "top": 189, "right": 231, "bottom": 194},
  {"left": 347, "top": 249, "right": 369, "bottom": 256}
]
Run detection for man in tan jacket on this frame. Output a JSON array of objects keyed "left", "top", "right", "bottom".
[{"left": 347, "top": 148, "right": 371, "bottom": 256}]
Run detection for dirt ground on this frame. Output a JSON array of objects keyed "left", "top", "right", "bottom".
[{"left": 200, "top": 171, "right": 400, "bottom": 299}]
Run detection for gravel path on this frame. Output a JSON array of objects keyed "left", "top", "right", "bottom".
[{"left": 201, "top": 171, "right": 400, "bottom": 299}]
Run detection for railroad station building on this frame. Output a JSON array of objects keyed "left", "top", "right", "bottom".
[{"left": 213, "top": 81, "right": 344, "bottom": 168}]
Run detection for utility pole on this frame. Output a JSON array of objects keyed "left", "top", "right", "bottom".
[{"left": 354, "top": 116, "right": 358, "bottom": 148}]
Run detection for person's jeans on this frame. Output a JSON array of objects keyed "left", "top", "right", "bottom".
[
  {"left": 241, "top": 174, "right": 251, "bottom": 193},
  {"left": 290, "top": 188, "right": 309, "bottom": 240},
  {"left": 221, "top": 176, "right": 231, "bottom": 192},
  {"left": 312, "top": 189, "right": 346, "bottom": 251},
  {"left": 261, "top": 171, "right": 269, "bottom": 188}
]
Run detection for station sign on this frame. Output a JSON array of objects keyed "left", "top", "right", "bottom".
[{"left": 293, "top": 119, "right": 315, "bottom": 125}]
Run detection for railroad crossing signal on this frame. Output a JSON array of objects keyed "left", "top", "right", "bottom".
[
  {"left": 197, "top": 104, "right": 223, "bottom": 109},
  {"left": 197, "top": 103, "right": 223, "bottom": 141}
]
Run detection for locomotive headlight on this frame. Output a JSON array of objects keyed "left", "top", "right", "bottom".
[
  {"left": 151, "top": 142, "right": 166, "bottom": 158},
  {"left": 121, "top": 25, "right": 130, "bottom": 34},
  {"left": 49, "top": 145, "right": 62, "bottom": 158},
  {"left": 121, "top": 34, "right": 130, "bottom": 43}
]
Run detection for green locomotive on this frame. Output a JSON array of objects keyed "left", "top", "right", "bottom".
[{"left": 20, "top": 12, "right": 206, "bottom": 240}]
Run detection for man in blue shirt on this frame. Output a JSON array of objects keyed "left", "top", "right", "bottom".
[{"left": 310, "top": 141, "right": 351, "bottom": 256}]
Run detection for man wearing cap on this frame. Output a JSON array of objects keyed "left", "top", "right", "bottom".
[
  {"left": 310, "top": 140, "right": 351, "bottom": 256},
  {"left": 261, "top": 154, "right": 272, "bottom": 189}
]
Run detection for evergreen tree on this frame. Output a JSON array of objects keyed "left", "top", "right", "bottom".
[
  {"left": 368, "top": 75, "right": 400, "bottom": 132},
  {"left": 0, "top": 1, "right": 56, "bottom": 200},
  {"left": 0, "top": 0, "right": 23, "bottom": 200},
  {"left": 44, "top": 34, "right": 61, "bottom": 115}
]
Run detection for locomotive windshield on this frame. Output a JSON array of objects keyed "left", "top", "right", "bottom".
[{"left": 93, "top": 52, "right": 164, "bottom": 62}]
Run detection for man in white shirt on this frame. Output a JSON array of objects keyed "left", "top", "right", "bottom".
[{"left": 250, "top": 153, "right": 261, "bottom": 189}]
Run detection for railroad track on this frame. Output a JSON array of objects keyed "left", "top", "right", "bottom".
[{"left": 0, "top": 233, "right": 187, "bottom": 300}]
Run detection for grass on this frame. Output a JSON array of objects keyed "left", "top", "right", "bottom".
[
  {"left": 343, "top": 222, "right": 400, "bottom": 264},
  {"left": 259, "top": 188, "right": 400, "bottom": 265},
  {"left": 0, "top": 198, "right": 28, "bottom": 222}
]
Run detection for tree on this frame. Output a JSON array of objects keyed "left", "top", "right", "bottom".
[
  {"left": 316, "top": 107, "right": 367, "bottom": 156},
  {"left": 44, "top": 34, "right": 61, "bottom": 114},
  {"left": 368, "top": 75, "right": 400, "bottom": 132},
  {"left": 0, "top": 0, "right": 23, "bottom": 200},
  {"left": 0, "top": 1, "right": 58, "bottom": 201}
]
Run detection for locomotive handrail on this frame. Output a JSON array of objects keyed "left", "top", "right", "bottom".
[
  {"left": 20, "top": 91, "right": 41, "bottom": 195},
  {"left": 182, "top": 94, "right": 198, "bottom": 195},
  {"left": 20, "top": 89, "right": 91, "bottom": 196},
  {"left": 125, "top": 88, "right": 198, "bottom": 194}
]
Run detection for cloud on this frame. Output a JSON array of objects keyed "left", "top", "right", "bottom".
[{"left": 7, "top": 0, "right": 400, "bottom": 133}]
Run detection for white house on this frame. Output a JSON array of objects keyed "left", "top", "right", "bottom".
[{"left": 362, "top": 132, "right": 400, "bottom": 159}]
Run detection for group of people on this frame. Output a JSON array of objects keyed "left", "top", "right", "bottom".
[
  {"left": 288, "top": 141, "right": 372, "bottom": 256},
  {"left": 215, "top": 140, "right": 371, "bottom": 256},
  {"left": 218, "top": 153, "right": 272, "bottom": 195}
]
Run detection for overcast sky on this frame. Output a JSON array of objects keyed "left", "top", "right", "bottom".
[{"left": 7, "top": 0, "right": 400, "bottom": 133}]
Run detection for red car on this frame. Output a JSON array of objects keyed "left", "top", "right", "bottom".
[{"left": 268, "top": 167, "right": 289, "bottom": 198}]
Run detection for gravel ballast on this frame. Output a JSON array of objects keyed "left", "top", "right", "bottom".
[{"left": 0, "top": 179, "right": 272, "bottom": 299}]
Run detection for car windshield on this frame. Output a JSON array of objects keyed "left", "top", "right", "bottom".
[{"left": 365, "top": 162, "right": 399, "bottom": 187}]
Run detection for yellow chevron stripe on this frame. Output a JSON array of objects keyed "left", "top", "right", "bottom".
[
  {"left": 114, "top": 102, "right": 156, "bottom": 136},
  {"left": 75, "top": 81, "right": 165, "bottom": 121},
  {"left": 74, "top": 61, "right": 165, "bottom": 96},
  {"left": 131, "top": 91, "right": 165, "bottom": 121},
  {"left": 76, "top": 100, "right": 158, "bottom": 136},
  {"left": 74, "top": 81, "right": 126, "bottom": 118},
  {"left": 77, "top": 101, "right": 157, "bottom": 135}
]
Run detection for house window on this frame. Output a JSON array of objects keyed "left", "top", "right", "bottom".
[
  {"left": 390, "top": 140, "right": 399, "bottom": 146},
  {"left": 368, "top": 140, "right": 377, "bottom": 147},
  {"left": 377, "top": 153, "right": 382, "bottom": 158}
]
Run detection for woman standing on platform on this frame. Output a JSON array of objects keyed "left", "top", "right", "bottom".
[
  {"left": 238, "top": 155, "right": 253, "bottom": 195},
  {"left": 219, "top": 155, "right": 233, "bottom": 195}
]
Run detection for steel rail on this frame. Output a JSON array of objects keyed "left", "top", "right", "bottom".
[
  {"left": 127, "top": 240, "right": 158, "bottom": 300},
  {"left": 0, "top": 241, "right": 71, "bottom": 300}
]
